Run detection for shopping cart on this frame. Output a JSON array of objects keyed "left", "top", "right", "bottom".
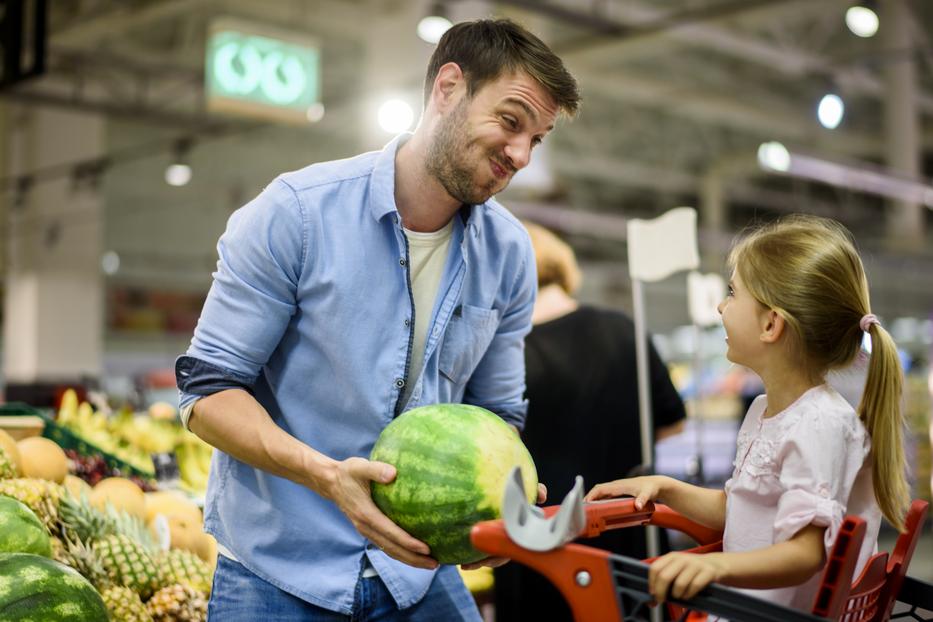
[{"left": 471, "top": 468, "right": 932, "bottom": 622}]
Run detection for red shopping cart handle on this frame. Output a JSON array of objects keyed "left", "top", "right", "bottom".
[{"left": 537, "top": 497, "right": 723, "bottom": 545}]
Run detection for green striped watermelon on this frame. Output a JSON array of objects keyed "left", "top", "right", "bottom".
[
  {"left": 0, "top": 552, "right": 108, "bottom": 620},
  {"left": 0, "top": 494, "right": 51, "bottom": 557},
  {"left": 371, "top": 403, "right": 537, "bottom": 564}
]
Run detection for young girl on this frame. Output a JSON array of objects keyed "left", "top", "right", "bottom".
[{"left": 585, "top": 214, "right": 909, "bottom": 612}]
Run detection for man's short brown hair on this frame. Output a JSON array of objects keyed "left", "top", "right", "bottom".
[{"left": 423, "top": 18, "right": 580, "bottom": 117}]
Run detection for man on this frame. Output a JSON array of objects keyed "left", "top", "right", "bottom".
[{"left": 175, "top": 18, "right": 579, "bottom": 620}]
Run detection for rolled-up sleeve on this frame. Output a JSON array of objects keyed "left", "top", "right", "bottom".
[
  {"left": 463, "top": 234, "right": 536, "bottom": 430},
  {"left": 176, "top": 178, "right": 307, "bottom": 422},
  {"left": 773, "top": 415, "right": 863, "bottom": 552}
]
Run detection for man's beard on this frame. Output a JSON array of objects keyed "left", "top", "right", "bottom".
[{"left": 426, "top": 99, "right": 505, "bottom": 205}]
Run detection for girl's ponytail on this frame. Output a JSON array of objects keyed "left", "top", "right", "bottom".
[{"left": 858, "top": 321, "right": 909, "bottom": 531}]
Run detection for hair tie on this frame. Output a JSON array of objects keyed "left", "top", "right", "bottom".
[{"left": 859, "top": 313, "right": 880, "bottom": 332}]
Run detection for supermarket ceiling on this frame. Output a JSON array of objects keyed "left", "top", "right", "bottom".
[{"left": 4, "top": 0, "right": 933, "bottom": 327}]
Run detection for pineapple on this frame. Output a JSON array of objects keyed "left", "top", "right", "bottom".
[
  {"left": 58, "top": 492, "right": 113, "bottom": 543},
  {"left": 0, "top": 477, "right": 64, "bottom": 535},
  {"left": 49, "top": 535, "right": 68, "bottom": 564},
  {"left": 0, "top": 446, "right": 17, "bottom": 479},
  {"left": 157, "top": 548, "right": 212, "bottom": 595},
  {"left": 63, "top": 536, "right": 154, "bottom": 622},
  {"left": 146, "top": 583, "right": 207, "bottom": 622},
  {"left": 94, "top": 534, "right": 162, "bottom": 600},
  {"left": 101, "top": 585, "right": 153, "bottom": 622},
  {"left": 59, "top": 492, "right": 159, "bottom": 553}
]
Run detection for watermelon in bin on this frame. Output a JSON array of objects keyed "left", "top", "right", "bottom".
[{"left": 370, "top": 404, "right": 537, "bottom": 565}]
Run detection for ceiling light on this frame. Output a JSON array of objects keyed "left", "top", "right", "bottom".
[
  {"left": 846, "top": 5, "right": 879, "bottom": 38},
  {"left": 378, "top": 99, "right": 415, "bottom": 134},
  {"left": 418, "top": 3, "right": 452, "bottom": 44},
  {"left": 817, "top": 93, "right": 845, "bottom": 129},
  {"left": 165, "top": 139, "right": 193, "bottom": 187},
  {"left": 101, "top": 251, "right": 120, "bottom": 275},
  {"left": 165, "top": 163, "right": 192, "bottom": 187},
  {"left": 306, "top": 102, "right": 325, "bottom": 123},
  {"left": 757, "top": 141, "right": 791, "bottom": 173}
]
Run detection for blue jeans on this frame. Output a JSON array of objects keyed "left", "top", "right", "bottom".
[{"left": 207, "top": 555, "right": 483, "bottom": 621}]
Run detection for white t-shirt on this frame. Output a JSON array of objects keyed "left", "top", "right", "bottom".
[{"left": 399, "top": 220, "right": 454, "bottom": 408}]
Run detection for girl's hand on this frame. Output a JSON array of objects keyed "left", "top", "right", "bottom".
[
  {"left": 649, "top": 552, "right": 727, "bottom": 603},
  {"left": 584, "top": 475, "right": 669, "bottom": 510}
]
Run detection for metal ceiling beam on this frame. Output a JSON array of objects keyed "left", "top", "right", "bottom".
[
  {"left": 578, "top": 73, "right": 884, "bottom": 157},
  {"left": 555, "top": 0, "right": 933, "bottom": 116}
]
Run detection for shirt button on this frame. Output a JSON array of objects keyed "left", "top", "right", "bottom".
[
  {"left": 399, "top": 258, "right": 406, "bottom": 267},
  {"left": 404, "top": 318, "right": 410, "bottom": 327},
  {"left": 395, "top": 378, "right": 405, "bottom": 389}
]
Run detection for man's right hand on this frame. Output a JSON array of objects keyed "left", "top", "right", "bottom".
[{"left": 325, "top": 457, "right": 438, "bottom": 570}]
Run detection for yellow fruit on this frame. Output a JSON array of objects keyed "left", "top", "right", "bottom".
[
  {"left": 0, "top": 430, "right": 22, "bottom": 477},
  {"left": 144, "top": 491, "right": 202, "bottom": 525},
  {"left": 90, "top": 477, "right": 146, "bottom": 520},
  {"left": 163, "top": 514, "right": 201, "bottom": 554},
  {"left": 63, "top": 474, "right": 91, "bottom": 499},
  {"left": 17, "top": 437, "right": 68, "bottom": 483},
  {"left": 192, "top": 532, "right": 217, "bottom": 569},
  {"left": 147, "top": 402, "right": 178, "bottom": 421}
]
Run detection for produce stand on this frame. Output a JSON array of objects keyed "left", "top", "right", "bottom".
[{"left": 0, "top": 403, "right": 157, "bottom": 484}]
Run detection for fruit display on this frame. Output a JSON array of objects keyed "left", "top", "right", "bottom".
[
  {"left": 48, "top": 389, "right": 213, "bottom": 496},
  {"left": 0, "top": 427, "right": 212, "bottom": 621},
  {"left": 370, "top": 403, "right": 538, "bottom": 564},
  {"left": 0, "top": 477, "right": 65, "bottom": 534},
  {"left": 66, "top": 449, "right": 157, "bottom": 490},
  {"left": 0, "top": 495, "right": 52, "bottom": 557},
  {"left": 0, "top": 552, "right": 109, "bottom": 621}
]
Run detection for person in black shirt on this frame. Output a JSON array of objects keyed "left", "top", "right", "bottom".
[{"left": 493, "top": 221, "right": 687, "bottom": 621}]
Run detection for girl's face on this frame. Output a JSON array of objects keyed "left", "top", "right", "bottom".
[{"left": 717, "top": 269, "right": 771, "bottom": 368}]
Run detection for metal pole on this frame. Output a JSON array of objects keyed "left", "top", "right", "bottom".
[
  {"left": 632, "top": 277, "right": 660, "bottom": 563},
  {"left": 690, "top": 323, "right": 706, "bottom": 484}
]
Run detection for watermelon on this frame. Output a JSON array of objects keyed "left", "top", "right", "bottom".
[
  {"left": 0, "top": 552, "right": 108, "bottom": 621},
  {"left": 371, "top": 403, "right": 537, "bottom": 564},
  {"left": 0, "top": 494, "right": 52, "bottom": 557}
]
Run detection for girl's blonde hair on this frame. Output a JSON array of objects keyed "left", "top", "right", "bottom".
[
  {"left": 524, "top": 221, "right": 581, "bottom": 295},
  {"left": 728, "top": 214, "right": 908, "bottom": 531}
]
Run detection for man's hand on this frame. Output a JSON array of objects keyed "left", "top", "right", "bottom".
[
  {"left": 648, "top": 552, "right": 726, "bottom": 603},
  {"left": 460, "top": 481, "right": 548, "bottom": 570},
  {"left": 584, "top": 475, "right": 669, "bottom": 510},
  {"left": 325, "top": 457, "right": 438, "bottom": 569}
]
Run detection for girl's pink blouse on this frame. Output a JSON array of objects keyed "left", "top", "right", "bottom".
[{"left": 723, "top": 384, "right": 881, "bottom": 611}]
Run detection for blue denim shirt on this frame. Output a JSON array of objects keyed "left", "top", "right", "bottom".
[{"left": 175, "top": 134, "right": 535, "bottom": 614}]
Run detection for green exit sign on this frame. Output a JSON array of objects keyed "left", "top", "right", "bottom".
[{"left": 206, "top": 19, "right": 320, "bottom": 124}]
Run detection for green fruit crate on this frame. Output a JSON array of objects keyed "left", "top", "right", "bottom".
[{"left": 0, "top": 402, "right": 156, "bottom": 481}]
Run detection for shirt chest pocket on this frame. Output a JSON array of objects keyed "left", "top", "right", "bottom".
[{"left": 438, "top": 304, "right": 500, "bottom": 385}]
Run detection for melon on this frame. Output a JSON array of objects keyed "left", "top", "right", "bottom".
[
  {"left": 64, "top": 474, "right": 92, "bottom": 499},
  {"left": 0, "top": 495, "right": 52, "bottom": 557},
  {"left": 90, "top": 477, "right": 146, "bottom": 520},
  {"left": 17, "top": 436, "right": 68, "bottom": 483},
  {"left": 0, "top": 552, "right": 108, "bottom": 620},
  {"left": 370, "top": 403, "right": 537, "bottom": 564},
  {"left": 144, "top": 490, "right": 202, "bottom": 525}
]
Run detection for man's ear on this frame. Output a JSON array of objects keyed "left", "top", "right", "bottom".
[
  {"left": 759, "top": 309, "right": 785, "bottom": 344},
  {"left": 430, "top": 62, "right": 464, "bottom": 112}
]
